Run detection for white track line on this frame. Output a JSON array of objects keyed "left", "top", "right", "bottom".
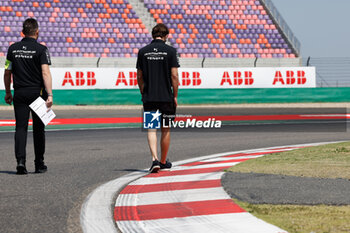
[
  {"left": 131, "top": 172, "right": 224, "bottom": 185},
  {"left": 80, "top": 171, "right": 147, "bottom": 233},
  {"left": 116, "top": 187, "right": 230, "bottom": 206},
  {"left": 170, "top": 161, "right": 241, "bottom": 170},
  {"left": 200, "top": 154, "right": 264, "bottom": 162},
  {"left": 80, "top": 141, "right": 344, "bottom": 233}
]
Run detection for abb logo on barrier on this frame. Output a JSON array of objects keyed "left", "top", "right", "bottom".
[
  {"left": 115, "top": 71, "right": 204, "bottom": 87},
  {"left": 220, "top": 70, "right": 308, "bottom": 86},
  {"left": 116, "top": 71, "right": 203, "bottom": 87},
  {"left": 180, "top": 72, "right": 201, "bottom": 86},
  {"left": 117, "top": 71, "right": 203, "bottom": 87},
  {"left": 61, "top": 71, "right": 139, "bottom": 87},
  {"left": 220, "top": 71, "right": 254, "bottom": 86},
  {"left": 62, "top": 71, "right": 96, "bottom": 86},
  {"left": 115, "top": 72, "right": 137, "bottom": 86},
  {"left": 272, "top": 70, "right": 307, "bottom": 85},
  {"left": 59, "top": 69, "right": 310, "bottom": 88}
]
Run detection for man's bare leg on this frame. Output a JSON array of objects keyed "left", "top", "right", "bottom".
[
  {"left": 147, "top": 129, "right": 158, "bottom": 161},
  {"left": 160, "top": 127, "right": 171, "bottom": 164}
]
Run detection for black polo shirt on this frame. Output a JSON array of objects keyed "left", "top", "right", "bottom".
[
  {"left": 6, "top": 37, "right": 51, "bottom": 90},
  {"left": 136, "top": 39, "right": 180, "bottom": 103}
]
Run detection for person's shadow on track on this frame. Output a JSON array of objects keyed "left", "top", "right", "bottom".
[
  {"left": 0, "top": 171, "right": 17, "bottom": 175},
  {"left": 0, "top": 171, "right": 42, "bottom": 175}
]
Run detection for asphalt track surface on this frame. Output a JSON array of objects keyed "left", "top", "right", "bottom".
[
  {"left": 223, "top": 172, "right": 350, "bottom": 205},
  {"left": 0, "top": 106, "right": 349, "bottom": 233}
]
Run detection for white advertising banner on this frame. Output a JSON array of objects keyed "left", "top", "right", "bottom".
[{"left": 0, "top": 67, "right": 316, "bottom": 90}]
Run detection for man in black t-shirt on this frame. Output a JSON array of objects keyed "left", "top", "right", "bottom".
[
  {"left": 3, "top": 18, "right": 53, "bottom": 175},
  {"left": 137, "top": 23, "right": 180, "bottom": 173}
]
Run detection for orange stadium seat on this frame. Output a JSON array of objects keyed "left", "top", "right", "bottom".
[{"left": 0, "top": 0, "right": 296, "bottom": 58}]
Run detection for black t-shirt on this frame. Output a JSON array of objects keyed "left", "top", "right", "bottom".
[
  {"left": 136, "top": 39, "right": 180, "bottom": 103},
  {"left": 6, "top": 37, "right": 51, "bottom": 90}
]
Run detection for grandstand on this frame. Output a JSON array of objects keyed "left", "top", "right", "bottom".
[
  {"left": 0, "top": 0, "right": 150, "bottom": 58},
  {"left": 144, "top": 0, "right": 296, "bottom": 59},
  {"left": 0, "top": 0, "right": 301, "bottom": 67}
]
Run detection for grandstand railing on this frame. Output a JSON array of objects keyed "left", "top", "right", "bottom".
[
  {"left": 3, "top": 57, "right": 298, "bottom": 68},
  {"left": 304, "top": 57, "right": 350, "bottom": 87},
  {"left": 260, "top": 0, "right": 301, "bottom": 56}
]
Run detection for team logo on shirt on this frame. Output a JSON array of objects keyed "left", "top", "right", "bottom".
[{"left": 143, "top": 110, "right": 161, "bottom": 129}]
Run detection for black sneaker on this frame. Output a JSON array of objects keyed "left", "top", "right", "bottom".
[
  {"left": 16, "top": 163, "right": 28, "bottom": 175},
  {"left": 149, "top": 160, "right": 160, "bottom": 173},
  {"left": 35, "top": 164, "right": 48, "bottom": 173},
  {"left": 160, "top": 160, "right": 172, "bottom": 170}
]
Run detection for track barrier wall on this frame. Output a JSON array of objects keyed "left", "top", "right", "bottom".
[
  {"left": 2, "top": 67, "right": 349, "bottom": 105},
  {"left": 11, "top": 87, "right": 350, "bottom": 105}
]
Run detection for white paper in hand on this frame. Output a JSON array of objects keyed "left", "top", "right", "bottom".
[{"left": 29, "top": 97, "right": 56, "bottom": 126}]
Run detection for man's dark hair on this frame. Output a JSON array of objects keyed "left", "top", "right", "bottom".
[
  {"left": 152, "top": 23, "right": 169, "bottom": 39},
  {"left": 22, "top": 18, "right": 39, "bottom": 36}
]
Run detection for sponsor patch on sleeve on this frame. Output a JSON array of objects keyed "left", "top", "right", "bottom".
[{"left": 5, "top": 59, "right": 12, "bottom": 70}]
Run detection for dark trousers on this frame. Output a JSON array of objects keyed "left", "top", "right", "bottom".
[{"left": 13, "top": 88, "right": 46, "bottom": 165}]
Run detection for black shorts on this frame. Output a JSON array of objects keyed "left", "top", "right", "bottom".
[{"left": 143, "top": 102, "right": 176, "bottom": 125}]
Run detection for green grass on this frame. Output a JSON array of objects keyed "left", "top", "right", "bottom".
[
  {"left": 228, "top": 141, "right": 350, "bottom": 179},
  {"left": 235, "top": 199, "right": 350, "bottom": 233},
  {"left": 227, "top": 141, "right": 350, "bottom": 233}
]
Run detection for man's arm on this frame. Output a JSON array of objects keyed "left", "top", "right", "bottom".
[
  {"left": 3, "top": 70, "right": 13, "bottom": 105},
  {"left": 171, "top": 67, "right": 179, "bottom": 107},
  {"left": 137, "top": 69, "right": 144, "bottom": 94},
  {"left": 41, "top": 64, "right": 53, "bottom": 108}
]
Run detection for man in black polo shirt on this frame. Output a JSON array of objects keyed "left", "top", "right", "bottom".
[
  {"left": 3, "top": 18, "right": 53, "bottom": 175},
  {"left": 137, "top": 23, "right": 180, "bottom": 173}
]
